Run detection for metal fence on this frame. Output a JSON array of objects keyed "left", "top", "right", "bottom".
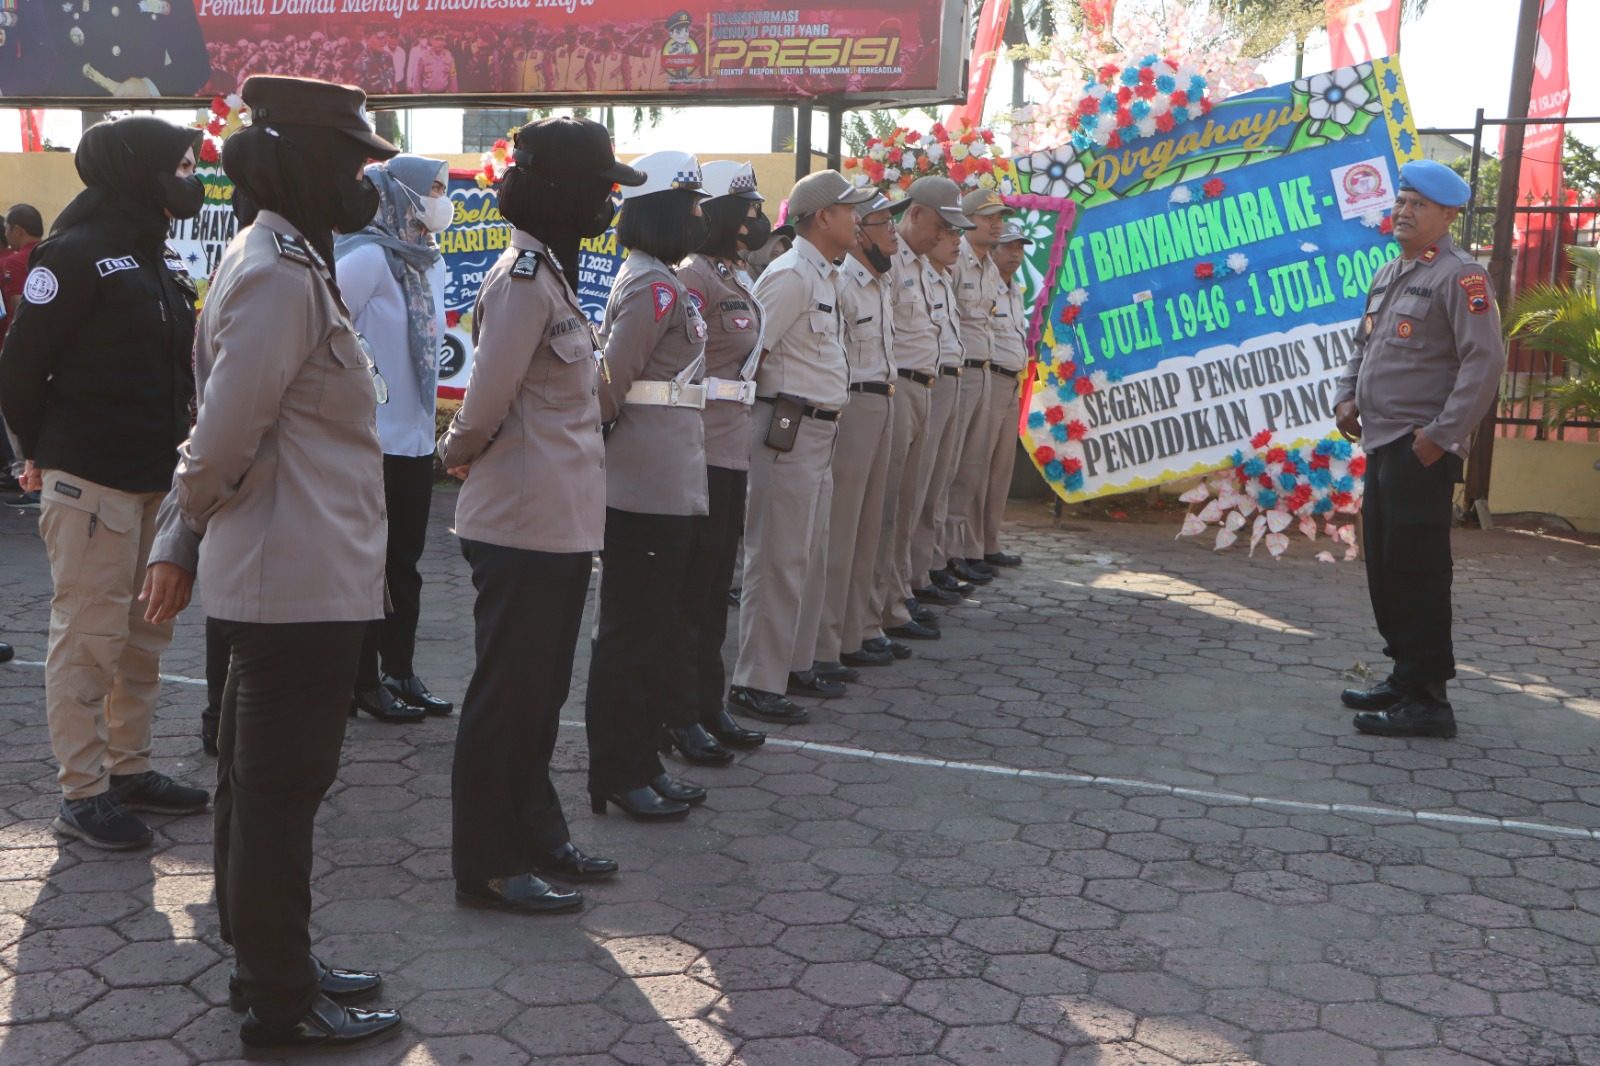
[{"left": 1424, "top": 115, "right": 1600, "bottom": 442}]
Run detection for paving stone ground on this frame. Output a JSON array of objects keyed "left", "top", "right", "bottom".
[{"left": 1, "top": 490, "right": 1599, "bottom": 1065}]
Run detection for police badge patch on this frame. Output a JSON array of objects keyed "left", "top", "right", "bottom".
[
  {"left": 652, "top": 281, "right": 677, "bottom": 321},
  {"left": 686, "top": 287, "right": 705, "bottom": 312},
  {"left": 23, "top": 267, "right": 58, "bottom": 305},
  {"left": 1458, "top": 273, "right": 1491, "bottom": 315}
]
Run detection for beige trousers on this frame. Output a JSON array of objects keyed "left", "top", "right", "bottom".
[
  {"left": 982, "top": 373, "right": 1023, "bottom": 555},
  {"left": 733, "top": 406, "right": 838, "bottom": 694},
  {"left": 910, "top": 372, "right": 962, "bottom": 586},
  {"left": 39, "top": 472, "right": 173, "bottom": 799},
  {"left": 943, "top": 366, "right": 996, "bottom": 563},
  {"left": 872, "top": 381, "right": 933, "bottom": 634},
  {"left": 816, "top": 391, "right": 892, "bottom": 662}
]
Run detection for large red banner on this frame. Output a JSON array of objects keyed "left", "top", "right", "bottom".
[
  {"left": 1511, "top": 0, "right": 1569, "bottom": 290},
  {"left": 0, "top": 0, "right": 944, "bottom": 101},
  {"left": 1326, "top": 0, "right": 1400, "bottom": 68}
]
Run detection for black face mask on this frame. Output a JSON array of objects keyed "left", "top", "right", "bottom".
[
  {"left": 687, "top": 214, "right": 710, "bottom": 252},
  {"left": 740, "top": 213, "right": 772, "bottom": 252},
  {"left": 159, "top": 173, "right": 205, "bottom": 221},
  {"left": 578, "top": 188, "right": 616, "bottom": 238},
  {"left": 333, "top": 175, "right": 382, "bottom": 234},
  {"left": 862, "top": 233, "right": 894, "bottom": 274}
]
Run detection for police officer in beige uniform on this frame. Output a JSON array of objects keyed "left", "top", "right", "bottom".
[
  {"left": 670, "top": 160, "right": 770, "bottom": 761},
  {"left": 813, "top": 191, "right": 903, "bottom": 677},
  {"left": 439, "top": 118, "right": 641, "bottom": 913},
  {"left": 942, "top": 188, "right": 1012, "bottom": 584},
  {"left": 1334, "top": 159, "right": 1506, "bottom": 740},
  {"left": 143, "top": 75, "right": 402, "bottom": 1057},
  {"left": 912, "top": 222, "right": 971, "bottom": 601},
  {"left": 979, "top": 219, "right": 1033, "bottom": 569},
  {"left": 728, "top": 170, "right": 873, "bottom": 723},
  {"left": 867, "top": 177, "right": 972, "bottom": 647},
  {"left": 587, "top": 150, "right": 713, "bottom": 819}
]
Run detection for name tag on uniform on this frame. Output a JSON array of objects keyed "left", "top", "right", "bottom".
[
  {"left": 855, "top": 315, "right": 874, "bottom": 324},
  {"left": 817, "top": 302, "right": 833, "bottom": 313},
  {"left": 96, "top": 256, "right": 139, "bottom": 277}
]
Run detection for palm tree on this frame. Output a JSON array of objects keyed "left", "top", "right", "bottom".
[{"left": 1504, "top": 244, "right": 1600, "bottom": 428}]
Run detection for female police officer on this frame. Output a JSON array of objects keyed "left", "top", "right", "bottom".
[
  {"left": 665, "top": 160, "right": 770, "bottom": 765},
  {"left": 144, "top": 75, "right": 403, "bottom": 1056},
  {"left": 586, "top": 150, "right": 712, "bottom": 820},
  {"left": 438, "top": 118, "right": 645, "bottom": 909}
]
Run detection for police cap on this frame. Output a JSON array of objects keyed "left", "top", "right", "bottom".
[
  {"left": 242, "top": 76, "right": 399, "bottom": 159},
  {"left": 510, "top": 117, "right": 647, "bottom": 186},
  {"left": 787, "top": 170, "right": 876, "bottom": 222},
  {"left": 1397, "top": 159, "right": 1471, "bottom": 208}
]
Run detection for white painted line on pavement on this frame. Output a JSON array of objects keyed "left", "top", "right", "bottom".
[{"left": 6, "top": 659, "right": 1594, "bottom": 841}]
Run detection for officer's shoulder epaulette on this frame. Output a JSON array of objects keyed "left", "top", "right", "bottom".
[
  {"left": 510, "top": 249, "right": 542, "bottom": 280},
  {"left": 272, "top": 231, "right": 316, "bottom": 268}
]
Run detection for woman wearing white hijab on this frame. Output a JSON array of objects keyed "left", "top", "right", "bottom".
[{"left": 335, "top": 154, "right": 454, "bottom": 725}]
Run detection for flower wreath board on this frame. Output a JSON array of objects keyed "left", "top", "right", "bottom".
[{"left": 1013, "top": 55, "right": 1423, "bottom": 527}]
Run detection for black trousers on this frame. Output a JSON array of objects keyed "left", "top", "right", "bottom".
[
  {"left": 587, "top": 508, "right": 699, "bottom": 795},
  {"left": 212, "top": 619, "right": 366, "bottom": 1028},
  {"left": 202, "top": 616, "right": 228, "bottom": 731},
  {"left": 1361, "top": 436, "right": 1461, "bottom": 689},
  {"left": 452, "top": 539, "right": 591, "bottom": 882},
  {"left": 668, "top": 466, "right": 747, "bottom": 726},
  {"left": 356, "top": 454, "right": 435, "bottom": 690}
]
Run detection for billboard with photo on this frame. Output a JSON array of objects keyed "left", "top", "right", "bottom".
[{"left": 0, "top": 0, "right": 957, "bottom": 103}]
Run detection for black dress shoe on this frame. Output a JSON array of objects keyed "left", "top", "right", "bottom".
[
  {"left": 913, "top": 584, "right": 961, "bottom": 605},
  {"left": 704, "top": 707, "right": 765, "bottom": 748},
  {"left": 590, "top": 785, "right": 691, "bottom": 820},
  {"left": 929, "top": 569, "right": 974, "bottom": 594},
  {"left": 349, "top": 687, "right": 427, "bottom": 724},
  {"left": 965, "top": 557, "right": 997, "bottom": 577},
  {"left": 662, "top": 724, "right": 735, "bottom": 766},
  {"left": 530, "top": 842, "right": 618, "bottom": 882},
  {"left": 910, "top": 601, "right": 940, "bottom": 625},
  {"left": 0, "top": 641, "right": 12, "bottom": 664},
  {"left": 229, "top": 958, "right": 381, "bottom": 1012},
  {"left": 728, "top": 686, "right": 810, "bottom": 724},
  {"left": 383, "top": 674, "right": 453, "bottom": 715},
  {"left": 238, "top": 993, "right": 401, "bottom": 1059},
  {"left": 840, "top": 647, "right": 893, "bottom": 668},
  {"left": 812, "top": 660, "right": 862, "bottom": 683},
  {"left": 455, "top": 873, "right": 584, "bottom": 913},
  {"left": 787, "top": 671, "right": 847, "bottom": 699},
  {"left": 1353, "top": 683, "right": 1457, "bottom": 739},
  {"left": 948, "top": 559, "right": 992, "bottom": 584},
  {"left": 886, "top": 622, "right": 941, "bottom": 641},
  {"left": 649, "top": 773, "right": 707, "bottom": 805},
  {"left": 1341, "top": 677, "right": 1407, "bottom": 711},
  {"left": 861, "top": 637, "right": 913, "bottom": 660},
  {"left": 984, "top": 551, "right": 1022, "bottom": 568}
]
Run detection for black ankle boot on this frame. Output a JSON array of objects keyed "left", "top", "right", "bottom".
[{"left": 1353, "top": 682, "right": 1456, "bottom": 738}]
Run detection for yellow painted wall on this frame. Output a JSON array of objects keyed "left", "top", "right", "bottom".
[
  {"left": 1488, "top": 437, "right": 1600, "bottom": 532},
  {"left": 0, "top": 152, "right": 85, "bottom": 233}
]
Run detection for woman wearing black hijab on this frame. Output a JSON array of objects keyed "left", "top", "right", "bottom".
[
  {"left": 144, "top": 76, "right": 405, "bottom": 1058},
  {"left": 0, "top": 116, "right": 211, "bottom": 853}
]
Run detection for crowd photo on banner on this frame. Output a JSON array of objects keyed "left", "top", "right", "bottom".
[{"left": 0, "top": 0, "right": 1520, "bottom": 1050}]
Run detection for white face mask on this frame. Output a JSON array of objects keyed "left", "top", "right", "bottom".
[{"left": 416, "top": 194, "right": 454, "bottom": 234}]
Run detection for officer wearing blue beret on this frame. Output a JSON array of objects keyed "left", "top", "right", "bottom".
[{"left": 1334, "top": 158, "right": 1507, "bottom": 739}]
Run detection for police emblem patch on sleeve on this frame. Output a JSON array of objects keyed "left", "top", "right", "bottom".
[
  {"left": 652, "top": 281, "right": 677, "bottom": 321},
  {"left": 510, "top": 250, "right": 542, "bottom": 280},
  {"left": 23, "top": 267, "right": 58, "bottom": 305},
  {"left": 686, "top": 287, "right": 705, "bottom": 312},
  {"left": 1458, "top": 273, "right": 1491, "bottom": 315}
]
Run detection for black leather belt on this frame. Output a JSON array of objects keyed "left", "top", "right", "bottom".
[
  {"left": 756, "top": 396, "right": 843, "bottom": 422},
  {"left": 940, "top": 365, "right": 963, "bottom": 377},
  {"left": 963, "top": 358, "right": 991, "bottom": 371},
  {"left": 988, "top": 365, "right": 1021, "bottom": 379},
  {"left": 850, "top": 381, "right": 895, "bottom": 396},
  {"left": 896, "top": 368, "right": 935, "bottom": 386}
]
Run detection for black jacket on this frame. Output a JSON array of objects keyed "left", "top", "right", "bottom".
[{"left": 0, "top": 210, "right": 198, "bottom": 493}]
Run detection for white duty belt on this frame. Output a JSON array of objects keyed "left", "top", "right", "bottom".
[
  {"left": 624, "top": 346, "right": 709, "bottom": 410},
  {"left": 703, "top": 302, "right": 766, "bottom": 406}
]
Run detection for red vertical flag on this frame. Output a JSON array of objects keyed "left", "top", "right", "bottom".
[
  {"left": 19, "top": 111, "right": 46, "bottom": 152},
  {"left": 946, "top": 0, "right": 1013, "bottom": 131},
  {"left": 1326, "top": 0, "right": 1401, "bottom": 66},
  {"left": 1511, "top": 0, "right": 1569, "bottom": 289}
]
